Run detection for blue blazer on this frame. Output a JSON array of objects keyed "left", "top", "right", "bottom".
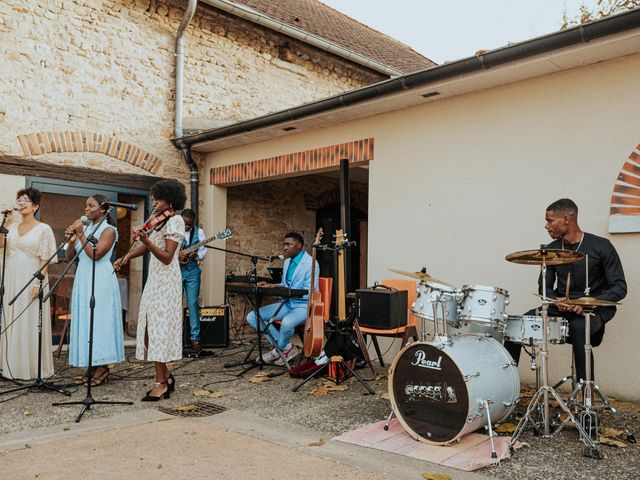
[{"left": 281, "top": 251, "right": 319, "bottom": 307}]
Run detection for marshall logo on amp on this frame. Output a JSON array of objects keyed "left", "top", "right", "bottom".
[{"left": 411, "top": 350, "right": 443, "bottom": 371}]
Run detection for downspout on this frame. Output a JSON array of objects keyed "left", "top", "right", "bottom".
[{"left": 175, "top": 0, "right": 199, "bottom": 219}]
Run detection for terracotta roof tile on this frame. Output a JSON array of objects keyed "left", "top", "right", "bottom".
[{"left": 230, "top": 0, "right": 436, "bottom": 73}]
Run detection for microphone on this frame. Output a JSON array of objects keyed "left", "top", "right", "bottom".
[
  {"left": 100, "top": 201, "right": 138, "bottom": 211},
  {"left": 80, "top": 215, "right": 91, "bottom": 226},
  {"left": 269, "top": 255, "right": 285, "bottom": 262},
  {"left": 1, "top": 204, "right": 22, "bottom": 214}
]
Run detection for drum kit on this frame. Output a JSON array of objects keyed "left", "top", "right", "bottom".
[{"left": 385, "top": 246, "right": 635, "bottom": 460}]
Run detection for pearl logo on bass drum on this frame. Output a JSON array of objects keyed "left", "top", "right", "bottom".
[{"left": 411, "top": 350, "right": 443, "bottom": 370}]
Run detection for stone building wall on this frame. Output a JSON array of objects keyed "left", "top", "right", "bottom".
[{"left": 0, "top": 0, "right": 383, "bottom": 199}]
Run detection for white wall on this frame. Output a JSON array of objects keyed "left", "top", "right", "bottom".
[
  {"left": 204, "top": 52, "right": 640, "bottom": 399},
  {"left": 0, "top": 174, "right": 26, "bottom": 211}
]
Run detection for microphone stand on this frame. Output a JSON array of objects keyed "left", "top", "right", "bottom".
[
  {"left": 51, "top": 211, "right": 132, "bottom": 422},
  {"left": 0, "top": 211, "right": 20, "bottom": 386},
  {"left": 0, "top": 223, "right": 73, "bottom": 397}
]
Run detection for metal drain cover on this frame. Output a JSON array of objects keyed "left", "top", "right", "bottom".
[{"left": 158, "top": 401, "right": 227, "bottom": 418}]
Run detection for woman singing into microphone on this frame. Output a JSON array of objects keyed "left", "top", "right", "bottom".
[
  {"left": 66, "top": 194, "right": 124, "bottom": 386},
  {"left": 113, "top": 180, "right": 185, "bottom": 401},
  {"left": 0, "top": 187, "right": 57, "bottom": 380}
]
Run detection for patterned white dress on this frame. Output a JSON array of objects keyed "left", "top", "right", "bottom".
[
  {"left": 1, "top": 222, "right": 57, "bottom": 380},
  {"left": 135, "top": 214, "right": 185, "bottom": 362}
]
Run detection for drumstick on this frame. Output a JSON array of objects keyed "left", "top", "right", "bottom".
[
  {"left": 531, "top": 292, "right": 571, "bottom": 310},
  {"left": 564, "top": 273, "right": 571, "bottom": 299}
]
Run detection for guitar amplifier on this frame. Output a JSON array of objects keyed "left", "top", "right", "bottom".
[
  {"left": 184, "top": 306, "right": 229, "bottom": 348},
  {"left": 356, "top": 288, "right": 407, "bottom": 330}
]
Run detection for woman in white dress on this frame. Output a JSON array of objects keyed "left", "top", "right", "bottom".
[
  {"left": 114, "top": 180, "right": 185, "bottom": 401},
  {"left": 0, "top": 187, "right": 57, "bottom": 380}
]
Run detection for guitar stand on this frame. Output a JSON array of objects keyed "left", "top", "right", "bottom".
[{"left": 292, "top": 353, "right": 375, "bottom": 394}]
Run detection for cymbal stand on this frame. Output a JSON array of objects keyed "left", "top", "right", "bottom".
[
  {"left": 566, "top": 307, "right": 636, "bottom": 449},
  {"left": 509, "top": 245, "right": 599, "bottom": 456}
]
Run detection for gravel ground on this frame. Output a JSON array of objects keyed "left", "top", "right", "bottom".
[{"left": 0, "top": 337, "right": 638, "bottom": 479}]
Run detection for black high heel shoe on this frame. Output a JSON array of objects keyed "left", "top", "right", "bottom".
[
  {"left": 166, "top": 374, "right": 175, "bottom": 393},
  {"left": 141, "top": 381, "right": 170, "bottom": 402}
]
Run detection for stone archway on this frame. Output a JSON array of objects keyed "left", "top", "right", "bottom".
[{"left": 16, "top": 130, "right": 162, "bottom": 174}]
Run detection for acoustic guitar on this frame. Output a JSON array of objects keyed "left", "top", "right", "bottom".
[
  {"left": 179, "top": 228, "right": 233, "bottom": 266},
  {"left": 303, "top": 228, "right": 325, "bottom": 358}
]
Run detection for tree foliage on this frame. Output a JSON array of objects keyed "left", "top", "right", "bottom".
[{"left": 561, "top": 0, "right": 640, "bottom": 29}]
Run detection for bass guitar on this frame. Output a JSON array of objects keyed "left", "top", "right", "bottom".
[
  {"left": 303, "top": 228, "right": 324, "bottom": 357},
  {"left": 179, "top": 228, "right": 233, "bottom": 265}
]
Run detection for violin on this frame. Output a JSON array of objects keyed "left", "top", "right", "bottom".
[
  {"left": 133, "top": 209, "right": 175, "bottom": 240},
  {"left": 113, "top": 209, "right": 176, "bottom": 273}
]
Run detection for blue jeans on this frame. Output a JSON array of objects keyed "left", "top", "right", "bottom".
[
  {"left": 182, "top": 268, "right": 201, "bottom": 343},
  {"left": 246, "top": 301, "right": 306, "bottom": 350}
]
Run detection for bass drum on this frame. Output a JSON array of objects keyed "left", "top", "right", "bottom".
[{"left": 388, "top": 335, "right": 519, "bottom": 445}]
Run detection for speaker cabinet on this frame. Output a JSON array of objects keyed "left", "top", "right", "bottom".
[
  {"left": 356, "top": 288, "right": 408, "bottom": 329},
  {"left": 184, "top": 306, "right": 229, "bottom": 348}
]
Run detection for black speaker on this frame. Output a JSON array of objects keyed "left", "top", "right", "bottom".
[
  {"left": 356, "top": 288, "right": 408, "bottom": 329},
  {"left": 184, "top": 306, "right": 229, "bottom": 348}
]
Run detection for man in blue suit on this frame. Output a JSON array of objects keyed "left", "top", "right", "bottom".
[{"left": 246, "top": 232, "right": 318, "bottom": 365}]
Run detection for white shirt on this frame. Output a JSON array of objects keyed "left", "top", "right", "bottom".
[{"left": 184, "top": 226, "right": 207, "bottom": 262}]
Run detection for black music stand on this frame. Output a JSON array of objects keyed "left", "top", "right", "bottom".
[
  {"left": 204, "top": 245, "right": 292, "bottom": 376},
  {"left": 0, "top": 223, "right": 72, "bottom": 397},
  {"left": 50, "top": 212, "right": 132, "bottom": 422}
]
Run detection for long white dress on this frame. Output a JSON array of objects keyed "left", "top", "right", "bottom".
[
  {"left": 1, "top": 222, "right": 57, "bottom": 380},
  {"left": 135, "top": 214, "right": 185, "bottom": 362}
]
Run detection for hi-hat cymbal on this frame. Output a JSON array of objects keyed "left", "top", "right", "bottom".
[
  {"left": 531, "top": 293, "right": 620, "bottom": 308},
  {"left": 505, "top": 249, "right": 585, "bottom": 266},
  {"left": 388, "top": 268, "right": 454, "bottom": 287},
  {"left": 564, "top": 296, "right": 620, "bottom": 307}
]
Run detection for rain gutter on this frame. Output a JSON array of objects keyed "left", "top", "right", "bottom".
[
  {"left": 175, "top": 8, "right": 640, "bottom": 149},
  {"left": 200, "top": 0, "right": 405, "bottom": 77}
]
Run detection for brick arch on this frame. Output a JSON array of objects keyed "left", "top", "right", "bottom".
[
  {"left": 305, "top": 188, "right": 368, "bottom": 211},
  {"left": 609, "top": 143, "right": 640, "bottom": 232},
  {"left": 16, "top": 130, "right": 162, "bottom": 174}
]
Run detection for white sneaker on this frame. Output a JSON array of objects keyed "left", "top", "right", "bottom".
[
  {"left": 259, "top": 348, "right": 279, "bottom": 364},
  {"left": 275, "top": 344, "right": 299, "bottom": 365}
]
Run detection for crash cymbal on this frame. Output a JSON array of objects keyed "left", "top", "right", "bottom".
[
  {"left": 505, "top": 249, "right": 585, "bottom": 266},
  {"left": 388, "top": 268, "right": 455, "bottom": 287},
  {"left": 564, "top": 296, "right": 620, "bottom": 307}
]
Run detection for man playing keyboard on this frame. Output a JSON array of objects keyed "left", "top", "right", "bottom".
[{"left": 246, "top": 232, "right": 318, "bottom": 364}]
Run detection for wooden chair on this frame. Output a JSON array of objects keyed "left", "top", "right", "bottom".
[
  {"left": 358, "top": 278, "right": 419, "bottom": 367},
  {"left": 55, "top": 312, "right": 71, "bottom": 359}
]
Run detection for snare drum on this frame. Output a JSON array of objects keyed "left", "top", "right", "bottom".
[
  {"left": 389, "top": 335, "right": 520, "bottom": 445},
  {"left": 504, "top": 315, "right": 569, "bottom": 345},
  {"left": 459, "top": 285, "right": 509, "bottom": 325},
  {"left": 411, "top": 281, "right": 460, "bottom": 328}
]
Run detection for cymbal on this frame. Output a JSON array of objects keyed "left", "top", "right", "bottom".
[
  {"left": 388, "top": 268, "right": 455, "bottom": 287},
  {"left": 505, "top": 249, "right": 584, "bottom": 266},
  {"left": 564, "top": 296, "right": 620, "bottom": 307},
  {"left": 531, "top": 293, "right": 620, "bottom": 308}
]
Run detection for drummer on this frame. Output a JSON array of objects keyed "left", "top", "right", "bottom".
[{"left": 504, "top": 198, "right": 627, "bottom": 382}]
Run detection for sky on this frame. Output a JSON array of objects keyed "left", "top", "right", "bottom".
[{"left": 320, "top": 0, "right": 603, "bottom": 64}]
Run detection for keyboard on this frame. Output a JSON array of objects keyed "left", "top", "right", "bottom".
[{"left": 225, "top": 282, "right": 307, "bottom": 299}]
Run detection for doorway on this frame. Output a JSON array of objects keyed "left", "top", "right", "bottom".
[{"left": 28, "top": 177, "right": 150, "bottom": 342}]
